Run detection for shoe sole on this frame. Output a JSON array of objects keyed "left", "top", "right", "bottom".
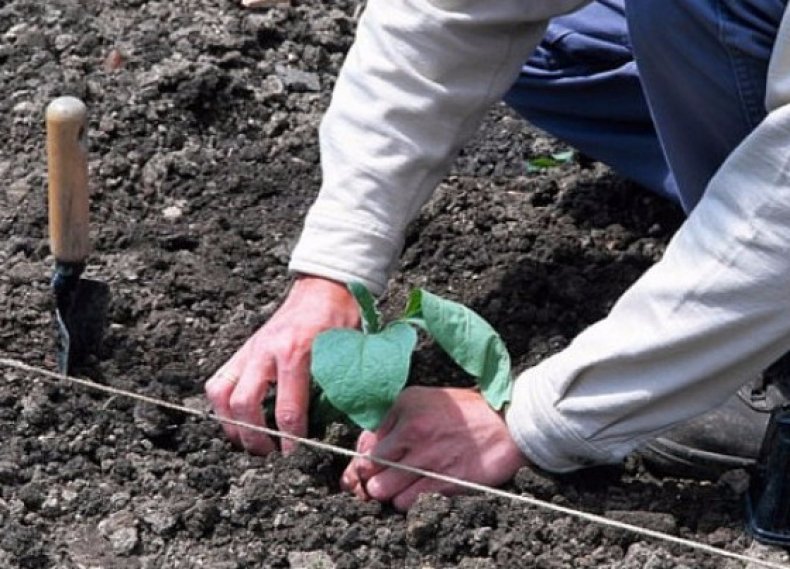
[{"left": 640, "top": 437, "right": 756, "bottom": 479}]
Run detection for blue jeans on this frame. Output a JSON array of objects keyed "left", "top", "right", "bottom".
[{"left": 504, "top": 0, "right": 787, "bottom": 211}]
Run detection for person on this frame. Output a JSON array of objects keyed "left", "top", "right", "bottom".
[{"left": 206, "top": 0, "right": 790, "bottom": 510}]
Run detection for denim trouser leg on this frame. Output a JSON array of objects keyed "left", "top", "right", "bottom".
[
  {"left": 504, "top": 0, "right": 679, "bottom": 202},
  {"left": 505, "top": 0, "right": 787, "bottom": 211},
  {"left": 627, "top": 0, "right": 787, "bottom": 210}
]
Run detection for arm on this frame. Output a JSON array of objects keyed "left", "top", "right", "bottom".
[
  {"left": 341, "top": 4, "right": 790, "bottom": 499},
  {"left": 508, "top": 101, "right": 790, "bottom": 471},
  {"left": 209, "top": 0, "right": 590, "bottom": 453},
  {"left": 341, "top": 102, "right": 790, "bottom": 507},
  {"left": 290, "top": 0, "right": 590, "bottom": 294}
]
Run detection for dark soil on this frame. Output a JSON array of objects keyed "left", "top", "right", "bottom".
[{"left": 1, "top": 1, "right": 788, "bottom": 567}]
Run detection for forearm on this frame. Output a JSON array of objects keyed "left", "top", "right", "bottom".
[
  {"left": 507, "top": 103, "right": 790, "bottom": 472},
  {"left": 290, "top": 0, "right": 589, "bottom": 294}
]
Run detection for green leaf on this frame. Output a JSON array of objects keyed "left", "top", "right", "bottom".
[
  {"left": 311, "top": 322, "right": 417, "bottom": 430},
  {"left": 404, "top": 289, "right": 512, "bottom": 410},
  {"left": 403, "top": 288, "right": 423, "bottom": 320},
  {"left": 526, "top": 150, "right": 575, "bottom": 173},
  {"left": 348, "top": 282, "right": 381, "bottom": 334}
]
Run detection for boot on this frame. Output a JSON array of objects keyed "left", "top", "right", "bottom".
[{"left": 640, "top": 360, "right": 790, "bottom": 479}]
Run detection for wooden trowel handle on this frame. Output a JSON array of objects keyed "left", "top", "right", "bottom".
[{"left": 46, "top": 96, "right": 90, "bottom": 264}]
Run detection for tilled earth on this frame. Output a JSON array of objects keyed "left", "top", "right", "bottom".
[{"left": 2, "top": 1, "right": 790, "bottom": 568}]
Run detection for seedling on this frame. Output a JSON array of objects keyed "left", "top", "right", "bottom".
[
  {"left": 311, "top": 283, "right": 512, "bottom": 430},
  {"left": 526, "top": 150, "right": 575, "bottom": 173}
]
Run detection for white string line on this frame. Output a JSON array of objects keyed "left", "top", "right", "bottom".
[{"left": 0, "top": 357, "right": 787, "bottom": 569}]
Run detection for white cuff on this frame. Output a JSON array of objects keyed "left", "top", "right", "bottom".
[
  {"left": 506, "top": 364, "right": 621, "bottom": 473},
  {"left": 289, "top": 205, "right": 402, "bottom": 295}
]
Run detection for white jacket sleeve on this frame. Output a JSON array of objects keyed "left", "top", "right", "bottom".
[{"left": 289, "top": 0, "right": 589, "bottom": 294}]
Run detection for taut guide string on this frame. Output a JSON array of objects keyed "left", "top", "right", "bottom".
[{"left": 0, "top": 357, "right": 787, "bottom": 569}]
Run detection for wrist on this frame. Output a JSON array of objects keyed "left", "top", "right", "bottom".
[
  {"left": 286, "top": 273, "right": 360, "bottom": 326},
  {"left": 291, "top": 273, "right": 354, "bottom": 298}
]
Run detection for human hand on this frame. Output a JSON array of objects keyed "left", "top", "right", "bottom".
[
  {"left": 205, "top": 275, "right": 359, "bottom": 455},
  {"left": 341, "top": 386, "right": 529, "bottom": 511}
]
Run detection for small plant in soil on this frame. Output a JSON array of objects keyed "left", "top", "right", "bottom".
[
  {"left": 526, "top": 149, "right": 575, "bottom": 173},
  {"left": 310, "top": 283, "right": 513, "bottom": 430}
]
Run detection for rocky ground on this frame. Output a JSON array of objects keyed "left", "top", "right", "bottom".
[{"left": 2, "top": 1, "right": 790, "bottom": 567}]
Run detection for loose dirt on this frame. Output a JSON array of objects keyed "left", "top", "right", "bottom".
[{"left": 2, "top": 1, "right": 788, "bottom": 567}]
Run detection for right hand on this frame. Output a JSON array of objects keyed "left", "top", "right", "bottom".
[
  {"left": 340, "top": 386, "right": 528, "bottom": 511},
  {"left": 204, "top": 275, "right": 360, "bottom": 455}
]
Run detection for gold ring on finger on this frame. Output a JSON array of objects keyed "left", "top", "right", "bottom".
[{"left": 216, "top": 369, "right": 240, "bottom": 386}]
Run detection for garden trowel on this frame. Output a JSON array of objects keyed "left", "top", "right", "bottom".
[{"left": 46, "top": 96, "right": 109, "bottom": 375}]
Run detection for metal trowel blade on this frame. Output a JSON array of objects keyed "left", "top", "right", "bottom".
[{"left": 54, "top": 277, "right": 110, "bottom": 375}]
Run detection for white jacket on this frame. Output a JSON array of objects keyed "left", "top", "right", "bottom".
[{"left": 290, "top": 0, "right": 790, "bottom": 471}]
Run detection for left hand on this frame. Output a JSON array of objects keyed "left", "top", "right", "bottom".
[{"left": 340, "top": 386, "right": 529, "bottom": 511}]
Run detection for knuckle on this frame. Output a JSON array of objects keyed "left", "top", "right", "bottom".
[
  {"left": 269, "top": 338, "right": 303, "bottom": 363},
  {"left": 278, "top": 330, "right": 314, "bottom": 355},
  {"left": 261, "top": 335, "right": 284, "bottom": 355},
  {"left": 228, "top": 394, "right": 256, "bottom": 418},
  {"left": 204, "top": 381, "right": 224, "bottom": 402},
  {"left": 283, "top": 339, "right": 311, "bottom": 362},
  {"left": 277, "top": 363, "right": 309, "bottom": 386},
  {"left": 356, "top": 432, "right": 375, "bottom": 453},
  {"left": 246, "top": 326, "right": 278, "bottom": 353},
  {"left": 247, "top": 329, "right": 314, "bottom": 365},
  {"left": 357, "top": 463, "right": 377, "bottom": 485},
  {"left": 276, "top": 407, "right": 305, "bottom": 433}
]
